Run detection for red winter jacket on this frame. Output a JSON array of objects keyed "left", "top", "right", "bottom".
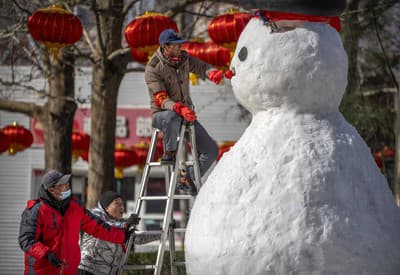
[{"left": 18, "top": 191, "right": 125, "bottom": 275}]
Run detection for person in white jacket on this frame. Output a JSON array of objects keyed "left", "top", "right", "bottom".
[{"left": 78, "top": 191, "right": 158, "bottom": 275}]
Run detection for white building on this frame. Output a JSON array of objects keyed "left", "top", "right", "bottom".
[{"left": 0, "top": 66, "right": 248, "bottom": 273}]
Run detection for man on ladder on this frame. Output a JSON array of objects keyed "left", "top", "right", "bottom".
[
  {"left": 145, "top": 29, "right": 223, "bottom": 195},
  {"left": 118, "top": 29, "right": 226, "bottom": 275}
]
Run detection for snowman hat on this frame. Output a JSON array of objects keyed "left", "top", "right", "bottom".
[
  {"left": 255, "top": 10, "right": 341, "bottom": 32},
  {"left": 243, "top": 0, "right": 346, "bottom": 17},
  {"left": 252, "top": 0, "right": 346, "bottom": 32}
]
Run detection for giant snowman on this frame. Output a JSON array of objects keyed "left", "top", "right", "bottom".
[{"left": 185, "top": 3, "right": 400, "bottom": 275}]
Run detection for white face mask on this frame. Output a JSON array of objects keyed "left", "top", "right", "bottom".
[{"left": 60, "top": 189, "right": 71, "bottom": 200}]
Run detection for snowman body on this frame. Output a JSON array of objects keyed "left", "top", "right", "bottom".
[{"left": 185, "top": 18, "right": 400, "bottom": 275}]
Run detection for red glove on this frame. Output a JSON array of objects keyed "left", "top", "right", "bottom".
[
  {"left": 173, "top": 102, "right": 197, "bottom": 122},
  {"left": 207, "top": 70, "right": 224, "bottom": 84}
]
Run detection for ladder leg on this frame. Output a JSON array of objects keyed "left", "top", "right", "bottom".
[
  {"left": 169, "top": 219, "right": 178, "bottom": 275},
  {"left": 189, "top": 124, "right": 202, "bottom": 189},
  {"left": 154, "top": 124, "right": 186, "bottom": 275},
  {"left": 117, "top": 128, "right": 160, "bottom": 275}
]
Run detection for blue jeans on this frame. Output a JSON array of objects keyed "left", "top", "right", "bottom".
[{"left": 152, "top": 110, "right": 218, "bottom": 180}]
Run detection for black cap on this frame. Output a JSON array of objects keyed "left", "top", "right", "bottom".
[
  {"left": 100, "top": 191, "right": 121, "bottom": 209},
  {"left": 242, "top": 0, "right": 347, "bottom": 16},
  {"left": 42, "top": 170, "right": 71, "bottom": 190},
  {"left": 159, "top": 29, "right": 186, "bottom": 45}
]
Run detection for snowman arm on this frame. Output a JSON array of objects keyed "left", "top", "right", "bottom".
[{"left": 188, "top": 55, "right": 213, "bottom": 80}]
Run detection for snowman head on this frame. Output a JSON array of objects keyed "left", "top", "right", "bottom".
[{"left": 230, "top": 16, "right": 348, "bottom": 114}]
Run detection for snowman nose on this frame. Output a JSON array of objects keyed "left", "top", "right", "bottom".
[{"left": 225, "top": 68, "right": 235, "bottom": 79}]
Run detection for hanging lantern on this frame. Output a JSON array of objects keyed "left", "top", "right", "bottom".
[
  {"left": 182, "top": 39, "right": 205, "bottom": 85},
  {"left": 373, "top": 151, "right": 383, "bottom": 170},
  {"left": 114, "top": 143, "right": 137, "bottom": 179},
  {"left": 125, "top": 11, "right": 178, "bottom": 62},
  {"left": 27, "top": 5, "right": 83, "bottom": 58},
  {"left": 130, "top": 48, "right": 149, "bottom": 64},
  {"left": 72, "top": 131, "right": 90, "bottom": 160},
  {"left": 217, "top": 141, "right": 236, "bottom": 161},
  {"left": 0, "top": 130, "right": 10, "bottom": 154},
  {"left": 208, "top": 9, "right": 252, "bottom": 55},
  {"left": 81, "top": 151, "right": 89, "bottom": 162},
  {"left": 132, "top": 141, "right": 150, "bottom": 166},
  {"left": 198, "top": 42, "right": 231, "bottom": 69},
  {"left": 2, "top": 122, "right": 33, "bottom": 155}
]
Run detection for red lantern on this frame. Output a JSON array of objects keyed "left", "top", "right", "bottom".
[
  {"left": 132, "top": 141, "right": 150, "bottom": 166},
  {"left": 130, "top": 48, "right": 149, "bottom": 64},
  {"left": 208, "top": 10, "right": 252, "bottom": 53},
  {"left": 373, "top": 151, "right": 383, "bottom": 170},
  {"left": 27, "top": 5, "right": 83, "bottom": 57},
  {"left": 72, "top": 131, "right": 90, "bottom": 160},
  {"left": 0, "top": 130, "right": 10, "bottom": 154},
  {"left": 181, "top": 39, "right": 205, "bottom": 85},
  {"left": 382, "top": 146, "right": 395, "bottom": 159},
  {"left": 125, "top": 11, "right": 178, "bottom": 62},
  {"left": 114, "top": 144, "right": 137, "bottom": 179},
  {"left": 198, "top": 42, "right": 231, "bottom": 69},
  {"left": 182, "top": 41, "right": 231, "bottom": 70},
  {"left": 2, "top": 122, "right": 33, "bottom": 155},
  {"left": 217, "top": 141, "right": 236, "bottom": 161}
]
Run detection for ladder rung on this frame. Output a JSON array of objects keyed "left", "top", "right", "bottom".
[
  {"left": 183, "top": 160, "right": 194, "bottom": 166},
  {"left": 136, "top": 230, "right": 162, "bottom": 235},
  {"left": 148, "top": 162, "right": 172, "bottom": 167},
  {"left": 172, "top": 228, "right": 186, "bottom": 233},
  {"left": 123, "top": 264, "right": 156, "bottom": 270},
  {"left": 173, "top": 261, "right": 186, "bottom": 267},
  {"left": 140, "top": 195, "right": 193, "bottom": 201}
]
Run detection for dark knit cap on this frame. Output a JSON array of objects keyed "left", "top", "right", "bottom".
[{"left": 100, "top": 191, "right": 121, "bottom": 209}]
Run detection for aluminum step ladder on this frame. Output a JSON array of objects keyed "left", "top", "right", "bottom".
[{"left": 118, "top": 122, "right": 201, "bottom": 275}]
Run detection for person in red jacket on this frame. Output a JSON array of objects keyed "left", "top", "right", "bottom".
[{"left": 18, "top": 170, "right": 138, "bottom": 275}]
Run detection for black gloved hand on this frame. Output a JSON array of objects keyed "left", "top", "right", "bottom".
[
  {"left": 46, "top": 252, "right": 64, "bottom": 268},
  {"left": 126, "top": 213, "right": 140, "bottom": 227}
]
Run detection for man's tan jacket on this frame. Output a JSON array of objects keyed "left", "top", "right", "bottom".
[{"left": 145, "top": 47, "right": 212, "bottom": 114}]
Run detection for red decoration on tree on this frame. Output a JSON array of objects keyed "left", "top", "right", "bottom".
[
  {"left": 208, "top": 9, "right": 252, "bottom": 53},
  {"left": 72, "top": 131, "right": 90, "bottom": 160},
  {"left": 217, "top": 141, "right": 236, "bottom": 161},
  {"left": 27, "top": 5, "right": 83, "bottom": 57},
  {"left": 114, "top": 144, "right": 137, "bottom": 179},
  {"left": 125, "top": 11, "right": 178, "bottom": 63},
  {"left": 0, "top": 130, "right": 10, "bottom": 154},
  {"left": 2, "top": 122, "right": 33, "bottom": 155}
]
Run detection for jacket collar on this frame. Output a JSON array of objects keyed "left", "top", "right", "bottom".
[
  {"left": 156, "top": 47, "right": 188, "bottom": 68},
  {"left": 39, "top": 185, "right": 71, "bottom": 215}
]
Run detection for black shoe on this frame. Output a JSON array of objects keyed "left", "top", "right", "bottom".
[{"left": 160, "top": 151, "right": 176, "bottom": 164}]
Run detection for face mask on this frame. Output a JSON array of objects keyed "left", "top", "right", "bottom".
[{"left": 60, "top": 189, "right": 71, "bottom": 200}]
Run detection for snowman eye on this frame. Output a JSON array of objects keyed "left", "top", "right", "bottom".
[{"left": 238, "top": 47, "right": 247, "bottom": 62}]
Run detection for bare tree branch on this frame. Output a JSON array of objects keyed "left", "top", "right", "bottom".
[
  {"left": 122, "top": 0, "right": 140, "bottom": 17},
  {"left": 0, "top": 98, "right": 42, "bottom": 118},
  {"left": 11, "top": 0, "right": 32, "bottom": 16}
]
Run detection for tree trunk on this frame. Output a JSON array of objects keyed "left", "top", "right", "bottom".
[
  {"left": 44, "top": 49, "right": 77, "bottom": 174},
  {"left": 86, "top": 0, "right": 126, "bottom": 208}
]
